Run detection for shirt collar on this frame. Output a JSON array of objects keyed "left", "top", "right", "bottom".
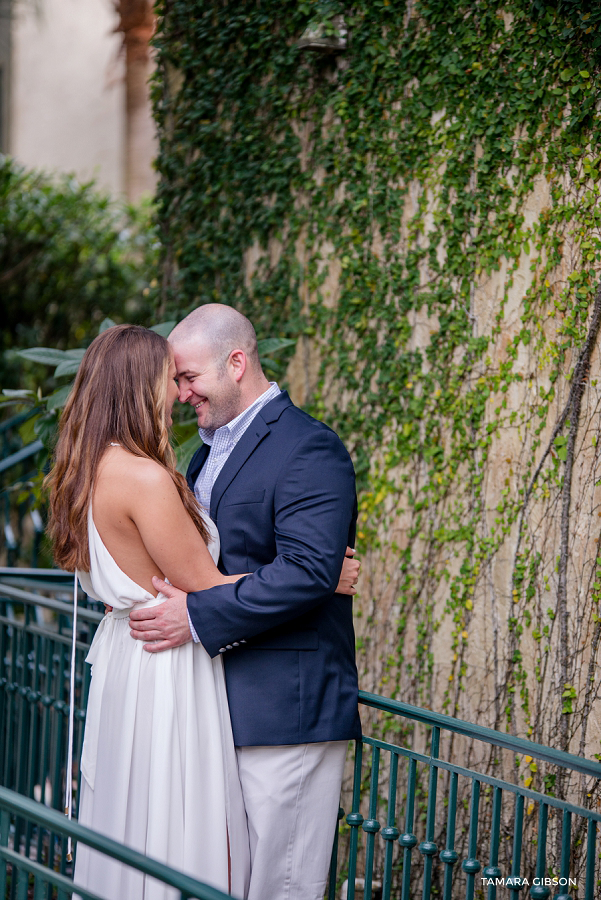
[{"left": 198, "top": 382, "right": 280, "bottom": 446}]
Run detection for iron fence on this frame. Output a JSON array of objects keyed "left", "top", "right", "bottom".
[
  {"left": 0, "top": 413, "right": 45, "bottom": 567},
  {"left": 0, "top": 785, "right": 232, "bottom": 900},
  {"left": 332, "top": 693, "right": 601, "bottom": 900},
  {"left": 2, "top": 570, "right": 601, "bottom": 899},
  {"left": 0, "top": 576, "right": 101, "bottom": 816}
]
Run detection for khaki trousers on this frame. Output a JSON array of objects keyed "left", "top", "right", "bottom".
[{"left": 236, "top": 741, "right": 348, "bottom": 900}]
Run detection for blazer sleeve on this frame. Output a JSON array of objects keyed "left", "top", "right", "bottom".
[{"left": 187, "top": 427, "right": 357, "bottom": 657}]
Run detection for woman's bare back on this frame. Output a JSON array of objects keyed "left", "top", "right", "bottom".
[{"left": 92, "top": 445, "right": 224, "bottom": 595}]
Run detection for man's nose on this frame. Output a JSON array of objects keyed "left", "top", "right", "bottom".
[{"left": 178, "top": 384, "right": 192, "bottom": 403}]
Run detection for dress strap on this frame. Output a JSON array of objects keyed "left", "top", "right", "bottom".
[{"left": 65, "top": 570, "right": 78, "bottom": 861}]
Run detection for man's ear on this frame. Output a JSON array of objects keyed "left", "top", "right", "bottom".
[{"left": 228, "top": 349, "right": 247, "bottom": 382}]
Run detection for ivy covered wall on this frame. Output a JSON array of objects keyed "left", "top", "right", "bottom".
[{"left": 154, "top": 0, "right": 601, "bottom": 798}]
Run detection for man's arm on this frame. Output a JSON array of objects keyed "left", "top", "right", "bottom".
[
  {"left": 130, "top": 427, "right": 356, "bottom": 653},
  {"left": 187, "top": 427, "right": 356, "bottom": 656},
  {"left": 134, "top": 543, "right": 359, "bottom": 651}
]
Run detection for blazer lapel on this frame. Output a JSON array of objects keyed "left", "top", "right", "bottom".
[
  {"left": 210, "top": 416, "right": 270, "bottom": 519},
  {"left": 209, "top": 391, "right": 293, "bottom": 519},
  {"left": 186, "top": 443, "right": 210, "bottom": 491}
]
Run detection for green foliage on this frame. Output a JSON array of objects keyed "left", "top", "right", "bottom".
[
  {"left": 0, "top": 155, "right": 160, "bottom": 392},
  {"left": 0, "top": 157, "right": 161, "bottom": 564},
  {"left": 154, "top": 0, "right": 601, "bottom": 749},
  {"left": 1, "top": 320, "right": 295, "bottom": 469}
]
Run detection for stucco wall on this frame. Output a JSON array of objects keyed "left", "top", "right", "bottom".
[{"left": 10, "top": 0, "right": 125, "bottom": 195}]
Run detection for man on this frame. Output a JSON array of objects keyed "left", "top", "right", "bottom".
[{"left": 130, "top": 304, "right": 361, "bottom": 900}]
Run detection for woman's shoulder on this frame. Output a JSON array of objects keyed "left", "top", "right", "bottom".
[{"left": 99, "top": 448, "right": 173, "bottom": 491}]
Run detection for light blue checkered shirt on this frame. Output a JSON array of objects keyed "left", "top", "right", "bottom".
[
  {"left": 188, "top": 382, "right": 280, "bottom": 643},
  {"left": 194, "top": 382, "right": 281, "bottom": 512}
]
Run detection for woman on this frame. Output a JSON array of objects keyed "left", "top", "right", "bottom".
[{"left": 46, "top": 325, "right": 357, "bottom": 900}]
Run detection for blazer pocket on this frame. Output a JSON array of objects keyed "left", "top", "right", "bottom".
[
  {"left": 224, "top": 490, "right": 266, "bottom": 506},
  {"left": 251, "top": 629, "right": 319, "bottom": 651}
]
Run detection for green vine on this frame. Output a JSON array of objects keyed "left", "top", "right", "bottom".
[{"left": 154, "top": 0, "right": 601, "bottom": 822}]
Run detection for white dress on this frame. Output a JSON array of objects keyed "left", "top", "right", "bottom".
[{"left": 74, "top": 506, "right": 250, "bottom": 900}]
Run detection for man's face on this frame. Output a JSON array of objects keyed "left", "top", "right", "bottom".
[
  {"left": 171, "top": 340, "right": 243, "bottom": 431},
  {"left": 165, "top": 355, "right": 179, "bottom": 427}
]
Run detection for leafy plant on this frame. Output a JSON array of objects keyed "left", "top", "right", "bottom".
[
  {"left": 1, "top": 321, "right": 296, "bottom": 471},
  {"left": 0, "top": 155, "right": 160, "bottom": 394},
  {"left": 151, "top": 0, "right": 601, "bottom": 822}
]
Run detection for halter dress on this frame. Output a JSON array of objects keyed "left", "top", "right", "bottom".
[{"left": 74, "top": 505, "right": 250, "bottom": 900}]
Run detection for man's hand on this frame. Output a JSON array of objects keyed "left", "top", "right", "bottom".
[
  {"left": 336, "top": 547, "right": 361, "bottom": 595},
  {"left": 129, "top": 577, "right": 192, "bottom": 652}
]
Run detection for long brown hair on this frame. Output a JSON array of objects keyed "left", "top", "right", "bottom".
[{"left": 46, "top": 324, "right": 208, "bottom": 571}]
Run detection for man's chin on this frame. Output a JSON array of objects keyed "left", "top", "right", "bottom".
[{"left": 191, "top": 402, "right": 208, "bottom": 427}]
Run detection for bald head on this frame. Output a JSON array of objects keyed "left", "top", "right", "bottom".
[
  {"left": 169, "top": 304, "right": 270, "bottom": 430},
  {"left": 170, "top": 304, "right": 262, "bottom": 373}
]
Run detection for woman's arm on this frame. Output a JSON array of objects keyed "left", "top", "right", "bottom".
[
  {"left": 93, "top": 452, "right": 232, "bottom": 594},
  {"left": 98, "top": 452, "right": 355, "bottom": 597},
  {"left": 125, "top": 461, "right": 232, "bottom": 592}
]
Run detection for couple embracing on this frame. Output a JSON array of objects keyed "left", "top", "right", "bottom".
[{"left": 47, "top": 304, "right": 362, "bottom": 900}]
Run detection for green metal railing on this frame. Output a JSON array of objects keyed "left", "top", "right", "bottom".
[
  {"left": 2, "top": 569, "right": 601, "bottom": 899},
  {"left": 0, "top": 785, "right": 232, "bottom": 899},
  {"left": 0, "top": 572, "right": 235, "bottom": 899},
  {"left": 331, "top": 692, "right": 601, "bottom": 900},
  {"left": 0, "top": 413, "right": 45, "bottom": 568},
  {"left": 0, "top": 578, "right": 101, "bottom": 816}
]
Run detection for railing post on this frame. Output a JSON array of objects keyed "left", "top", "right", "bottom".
[
  {"left": 556, "top": 810, "right": 572, "bottom": 900},
  {"left": 462, "top": 779, "right": 481, "bottom": 900},
  {"left": 0, "top": 809, "right": 8, "bottom": 896},
  {"left": 3, "top": 616, "right": 18, "bottom": 792},
  {"left": 508, "top": 793, "right": 524, "bottom": 900},
  {"left": 419, "top": 725, "right": 440, "bottom": 900},
  {"left": 362, "top": 746, "right": 381, "bottom": 900},
  {"left": 440, "top": 770, "right": 459, "bottom": 900},
  {"left": 346, "top": 740, "right": 364, "bottom": 900},
  {"left": 584, "top": 818, "right": 596, "bottom": 900},
  {"left": 13, "top": 617, "right": 28, "bottom": 876},
  {"left": 327, "top": 806, "right": 344, "bottom": 900},
  {"left": 380, "top": 751, "right": 400, "bottom": 900},
  {"left": 530, "top": 802, "right": 549, "bottom": 900},
  {"left": 399, "top": 756, "right": 418, "bottom": 900},
  {"left": 482, "top": 785, "right": 502, "bottom": 900}
]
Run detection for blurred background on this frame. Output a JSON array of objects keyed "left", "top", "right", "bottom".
[
  {"left": 0, "top": 1, "right": 163, "bottom": 568},
  {"left": 1, "top": 0, "right": 156, "bottom": 199},
  {"left": 3, "top": 4, "right": 601, "bottom": 892},
  {"left": 3, "top": 0, "right": 601, "bottom": 782}
]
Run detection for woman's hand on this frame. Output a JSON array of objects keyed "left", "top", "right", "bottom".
[{"left": 336, "top": 547, "right": 360, "bottom": 595}]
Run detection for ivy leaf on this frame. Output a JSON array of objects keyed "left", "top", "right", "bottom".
[
  {"left": 175, "top": 433, "right": 201, "bottom": 474},
  {"left": 150, "top": 321, "right": 177, "bottom": 338},
  {"left": 554, "top": 434, "right": 568, "bottom": 461},
  {"left": 46, "top": 384, "right": 72, "bottom": 411},
  {"left": 257, "top": 337, "right": 297, "bottom": 356},
  {"left": 18, "top": 348, "right": 68, "bottom": 366}
]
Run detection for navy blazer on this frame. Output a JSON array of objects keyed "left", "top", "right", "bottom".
[{"left": 186, "top": 391, "right": 361, "bottom": 746}]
